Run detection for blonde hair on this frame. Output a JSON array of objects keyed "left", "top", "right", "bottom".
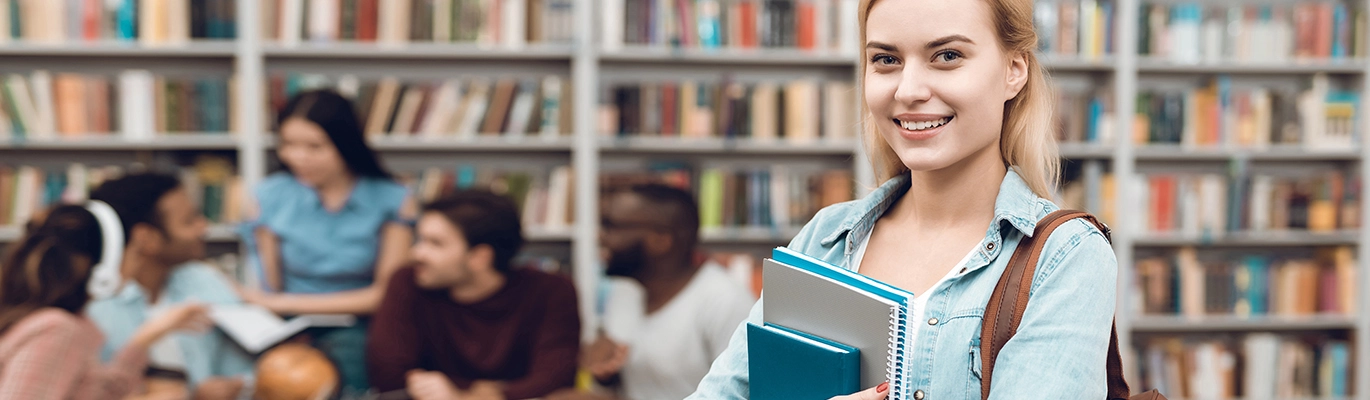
[{"left": 858, "top": 0, "right": 1059, "bottom": 199}]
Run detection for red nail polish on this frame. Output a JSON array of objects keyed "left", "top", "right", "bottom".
[{"left": 877, "top": 382, "right": 890, "bottom": 393}]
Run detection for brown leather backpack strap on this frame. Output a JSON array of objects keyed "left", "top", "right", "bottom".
[
  {"left": 1106, "top": 324, "right": 1131, "bottom": 399},
  {"left": 980, "top": 210, "right": 1122, "bottom": 400}
]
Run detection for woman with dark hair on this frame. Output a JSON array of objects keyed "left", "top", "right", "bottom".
[
  {"left": 0, "top": 205, "right": 209, "bottom": 400},
  {"left": 240, "top": 89, "right": 415, "bottom": 393}
]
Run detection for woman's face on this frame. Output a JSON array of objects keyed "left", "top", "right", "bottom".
[
  {"left": 863, "top": 0, "right": 1027, "bottom": 173},
  {"left": 278, "top": 118, "right": 349, "bottom": 187}
]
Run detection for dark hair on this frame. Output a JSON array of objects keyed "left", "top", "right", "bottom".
[
  {"left": 0, "top": 205, "right": 103, "bottom": 333},
  {"left": 89, "top": 172, "right": 182, "bottom": 242},
  {"left": 277, "top": 89, "right": 392, "bottom": 179},
  {"left": 624, "top": 183, "right": 700, "bottom": 251},
  {"left": 423, "top": 190, "right": 524, "bottom": 274}
]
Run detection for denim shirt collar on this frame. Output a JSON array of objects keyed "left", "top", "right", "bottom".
[{"left": 819, "top": 168, "right": 1050, "bottom": 249}]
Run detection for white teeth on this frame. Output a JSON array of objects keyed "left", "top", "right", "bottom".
[{"left": 899, "top": 117, "right": 951, "bottom": 131}]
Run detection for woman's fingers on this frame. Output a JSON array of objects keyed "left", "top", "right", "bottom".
[{"left": 828, "top": 382, "right": 889, "bottom": 400}]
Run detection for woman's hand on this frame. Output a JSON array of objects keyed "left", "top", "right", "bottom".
[
  {"left": 829, "top": 382, "right": 889, "bottom": 400},
  {"left": 130, "top": 303, "right": 213, "bottom": 349},
  {"left": 236, "top": 284, "right": 284, "bottom": 312}
]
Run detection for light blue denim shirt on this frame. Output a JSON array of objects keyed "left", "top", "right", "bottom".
[
  {"left": 86, "top": 262, "right": 256, "bottom": 387},
  {"left": 688, "top": 169, "right": 1118, "bottom": 400},
  {"left": 244, "top": 172, "right": 409, "bottom": 294}
]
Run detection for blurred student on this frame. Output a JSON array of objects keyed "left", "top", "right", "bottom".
[
  {"left": 240, "top": 89, "right": 415, "bottom": 392},
  {"left": 583, "top": 184, "right": 753, "bottom": 400},
  {"left": 367, "top": 190, "right": 580, "bottom": 400},
  {"left": 84, "top": 173, "right": 256, "bottom": 400}
]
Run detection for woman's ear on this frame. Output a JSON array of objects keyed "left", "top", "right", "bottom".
[{"left": 1005, "top": 52, "right": 1029, "bottom": 101}]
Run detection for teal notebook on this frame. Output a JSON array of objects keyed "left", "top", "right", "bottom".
[{"left": 748, "top": 322, "right": 860, "bottom": 400}]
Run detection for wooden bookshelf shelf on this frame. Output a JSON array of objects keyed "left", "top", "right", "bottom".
[
  {"left": 1058, "top": 143, "right": 1114, "bottom": 159},
  {"left": 700, "top": 226, "right": 803, "bottom": 244},
  {"left": 0, "top": 135, "right": 239, "bottom": 151},
  {"left": 0, "top": 41, "right": 237, "bottom": 57},
  {"left": 600, "top": 137, "right": 857, "bottom": 155},
  {"left": 1132, "top": 315, "right": 1357, "bottom": 333},
  {"left": 601, "top": 46, "right": 856, "bottom": 66},
  {"left": 1134, "top": 145, "right": 1361, "bottom": 162},
  {"left": 1133, "top": 230, "right": 1360, "bottom": 247},
  {"left": 1137, "top": 58, "right": 1369, "bottom": 74},
  {"left": 262, "top": 42, "right": 576, "bottom": 61}
]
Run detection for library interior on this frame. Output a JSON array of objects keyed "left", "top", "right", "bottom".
[{"left": 0, "top": 0, "right": 1366, "bottom": 399}]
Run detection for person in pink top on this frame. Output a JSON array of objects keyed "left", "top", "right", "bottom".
[{"left": 0, "top": 204, "right": 210, "bottom": 400}]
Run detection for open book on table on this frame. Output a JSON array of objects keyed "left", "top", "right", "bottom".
[{"left": 208, "top": 304, "right": 355, "bottom": 354}]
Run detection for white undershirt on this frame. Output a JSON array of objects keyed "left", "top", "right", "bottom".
[{"left": 849, "top": 236, "right": 976, "bottom": 351}]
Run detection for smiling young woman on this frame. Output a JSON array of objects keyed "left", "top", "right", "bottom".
[{"left": 686, "top": 0, "right": 1118, "bottom": 398}]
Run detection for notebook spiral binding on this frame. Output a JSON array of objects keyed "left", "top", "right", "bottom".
[{"left": 886, "top": 306, "right": 909, "bottom": 399}]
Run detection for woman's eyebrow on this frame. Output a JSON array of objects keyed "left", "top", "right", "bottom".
[
  {"left": 865, "top": 41, "right": 898, "bottom": 52},
  {"left": 926, "top": 34, "right": 974, "bottom": 49}
]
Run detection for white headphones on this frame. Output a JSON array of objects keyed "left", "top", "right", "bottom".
[{"left": 84, "top": 200, "right": 125, "bottom": 299}]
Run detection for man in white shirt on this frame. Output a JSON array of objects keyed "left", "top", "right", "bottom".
[{"left": 586, "top": 183, "right": 755, "bottom": 400}]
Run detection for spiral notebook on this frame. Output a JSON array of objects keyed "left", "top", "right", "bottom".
[{"left": 760, "top": 247, "right": 915, "bottom": 399}]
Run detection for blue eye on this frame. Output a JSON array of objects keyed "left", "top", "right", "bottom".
[
  {"left": 870, "top": 54, "right": 898, "bottom": 65},
  {"left": 934, "top": 50, "right": 963, "bottom": 63}
]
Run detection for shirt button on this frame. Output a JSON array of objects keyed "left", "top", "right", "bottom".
[
  {"left": 914, "top": 389, "right": 925, "bottom": 400},
  {"left": 985, "top": 242, "right": 995, "bottom": 251},
  {"left": 928, "top": 318, "right": 939, "bottom": 326}
]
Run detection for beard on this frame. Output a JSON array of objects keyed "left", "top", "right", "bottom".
[{"left": 604, "top": 241, "right": 647, "bottom": 277}]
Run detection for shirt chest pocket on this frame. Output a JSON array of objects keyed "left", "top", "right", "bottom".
[{"left": 930, "top": 308, "right": 986, "bottom": 399}]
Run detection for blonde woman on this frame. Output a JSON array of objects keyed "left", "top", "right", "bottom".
[{"left": 688, "top": 0, "right": 1117, "bottom": 398}]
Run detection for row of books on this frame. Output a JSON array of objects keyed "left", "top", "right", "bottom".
[
  {"left": 1, "top": 70, "right": 233, "bottom": 140},
  {"left": 270, "top": 74, "right": 569, "bottom": 139},
  {"left": 604, "top": 0, "right": 859, "bottom": 54},
  {"left": 599, "top": 79, "right": 856, "bottom": 142},
  {"left": 1135, "top": 246, "right": 1356, "bottom": 318},
  {"left": 1034, "top": 0, "right": 1116, "bottom": 58},
  {"left": 1137, "top": 335, "right": 1351, "bottom": 398},
  {"left": 1135, "top": 74, "right": 1360, "bottom": 150},
  {"left": 178, "top": 155, "right": 243, "bottom": 225},
  {"left": 395, "top": 164, "right": 574, "bottom": 232},
  {"left": 0, "top": 160, "right": 241, "bottom": 230},
  {"left": 1057, "top": 173, "right": 1116, "bottom": 226},
  {"left": 1139, "top": 2, "right": 1368, "bottom": 64},
  {"left": 1132, "top": 170, "right": 1360, "bottom": 237},
  {"left": 1, "top": 0, "right": 237, "bottom": 44},
  {"left": 1055, "top": 90, "right": 1113, "bottom": 144},
  {"left": 264, "top": 0, "right": 574, "bottom": 47},
  {"left": 602, "top": 162, "right": 853, "bottom": 231}
]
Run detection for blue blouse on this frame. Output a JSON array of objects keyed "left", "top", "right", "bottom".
[{"left": 246, "top": 172, "right": 409, "bottom": 294}]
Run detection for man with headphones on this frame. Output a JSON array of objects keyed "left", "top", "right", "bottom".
[{"left": 84, "top": 172, "right": 254, "bottom": 400}]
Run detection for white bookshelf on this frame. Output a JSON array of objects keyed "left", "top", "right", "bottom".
[
  {"left": 1131, "top": 315, "right": 1358, "bottom": 333},
  {"left": 0, "top": 41, "right": 238, "bottom": 57},
  {"left": 599, "top": 137, "right": 858, "bottom": 155},
  {"left": 1, "top": 0, "right": 1367, "bottom": 395},
  {"left": 0, "top": 135, "right": 240, "bottom": 150}
]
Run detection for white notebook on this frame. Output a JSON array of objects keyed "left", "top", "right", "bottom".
[
  {"left": 763, "top": 247, "right": 916, "bottom": 399},
  {"left": 209, "top": 304, "right": 356, "bottom": 354}
]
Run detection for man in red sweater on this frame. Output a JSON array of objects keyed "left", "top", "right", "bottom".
[{"left": 367, "top": 190, "right": 581, "bottom": 400}]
